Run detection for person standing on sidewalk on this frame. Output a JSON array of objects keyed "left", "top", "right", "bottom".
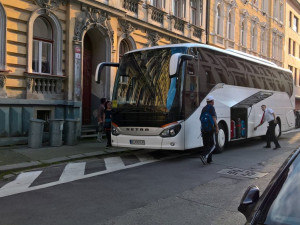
[
  {"left": 96, "top": 98, "right": 107, "bottom": 142},
  {"left": 254, "top": 104, "right": 281, "bottom": 150},
  {"left": 199, "top": 96, "right": 219, "bottom": 164},
  {"left": 104, "top": 101, "right": 112, "bottom": 147}
]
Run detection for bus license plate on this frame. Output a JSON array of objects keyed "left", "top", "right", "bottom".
[{"left": 130, "top": 140, "right": 145, "bottom": 145}]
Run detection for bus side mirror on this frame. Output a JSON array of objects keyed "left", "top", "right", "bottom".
[
  {"left": 169, "top": 53, "right": 194, "bottom": 78},
  {"left": 95, "top": 62, "right": 119, "bottom": 83}
]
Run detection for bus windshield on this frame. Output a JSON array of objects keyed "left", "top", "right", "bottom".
[{"left": 112, "top": 47, "right": 188, "bottom": 127}]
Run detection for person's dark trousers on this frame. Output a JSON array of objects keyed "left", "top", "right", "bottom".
[
  {"left": 202, "top": 131, "right": 216, "bottom": 162},
  {"left": 266, "top": 120, "right": 280, "bottom": 147},
  {"left": 106, "top": 130, "right": 112, "bottom": 146}
]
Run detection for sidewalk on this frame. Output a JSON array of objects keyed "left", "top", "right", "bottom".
[{"left": 0, "top": 139, "right": 132, "bottom": 173}]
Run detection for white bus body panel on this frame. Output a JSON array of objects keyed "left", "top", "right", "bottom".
[
  {"left": 112, "top": 84, "right": 294, "bottom": 150},
  {"left": 111, "top": 127, "right": 185, "bottom": 150}
]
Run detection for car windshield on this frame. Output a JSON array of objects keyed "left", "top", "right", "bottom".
[{"left": 259, "top": 152, "right": 300, "bottom": 225}]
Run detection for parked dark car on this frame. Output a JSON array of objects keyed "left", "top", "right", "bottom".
[{"left": 238, "top": 147, "right": 300, "bottom": 225}]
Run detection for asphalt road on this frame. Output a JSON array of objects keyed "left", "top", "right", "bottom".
[{"left": 0, "top": 131, "right": 299, "bottom": 225}]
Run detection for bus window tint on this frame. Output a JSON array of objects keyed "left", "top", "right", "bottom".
[{"left": 183, "top": 60, "right": 201, "bottom": 118}]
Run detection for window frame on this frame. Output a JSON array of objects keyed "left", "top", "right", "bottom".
[
  {"left": 151, "top": 0, "right": 166, "bottom": 9},
  {"left": 32, "top": 17, "right": 54, "bottom": 75},
  {"left": 0, "top": 3, "right": 6, "bottom": 71},
  {"left": 241, "top": 19, "right": 247, "bottom": 47},
  {"left": 173, "top": 0, "right": 186, "bottom": 19},
  {"left": 251, "top": 25, "right": 258, "bottom": 51},
  {"left": 27, "top": 9, "right": 63, "bottom": 76},
  {"left": 190, "top": 0, "right": 197, "bottom": 25},
  {"left": 293, "top": 16, "right": 299, "bottom": 32}
]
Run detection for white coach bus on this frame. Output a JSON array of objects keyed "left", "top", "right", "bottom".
[{"left": 95, "top": 43, "right": 295, "bottom": 152}]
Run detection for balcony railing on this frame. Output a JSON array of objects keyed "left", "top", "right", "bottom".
[
  {"left": 25, "top": 73, "right": 65, "bottom": 96},
  {"left": 192, "top": 26, "right": 202, "bottom": 39},
  {"left": 149, "top": 6, "right": 164, "bottom": 24},
  {"left": 123, "top": 0, "right": 138, "bottom": 13},
  {"left": 173, "top": 16, "right": 185, "bottom": 32}
]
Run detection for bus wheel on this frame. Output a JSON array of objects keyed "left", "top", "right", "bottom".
[
  {"left": 215, "top": 123, "right": 226, "bottom": 153},
  {"left": 275, "top": 119, "right": 281, "bottom": 138}
]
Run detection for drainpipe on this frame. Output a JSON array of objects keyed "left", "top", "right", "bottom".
[{"left": 206, "top": 0, "right": 210, "bottom": 44}]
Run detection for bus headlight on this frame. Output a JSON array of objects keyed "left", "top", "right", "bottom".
[
  {"left": 160, "top": 124, "right": 181, "bottom": 138},
  {"left": 112, "top": 124, "right": 120, "bottom": 136}
]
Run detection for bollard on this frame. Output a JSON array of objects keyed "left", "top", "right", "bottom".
[
  {"left": 28, "top": 119, "right": 45, "bottom": 148},
  {"left": 49, "top": 119, "right": 64, "bottom": 147}
]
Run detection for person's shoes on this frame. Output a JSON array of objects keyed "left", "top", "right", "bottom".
[
  {"left": 200, "top": 155, "right": 207, "bottom": 165},
  {"left": 106, "top": 144, "right": 112, "bottom": 147},
  {"left": 96, "top": 138, "right": 102, "bottom": 143},
  {"left": 273, "top": 146, "right": 281, "bottom": 150},
  {"left": 263, "top": 145, "right": 271, "bottom": 148},
  {"left": 207, "top": 157, "right": 213, "bottom": 164}
]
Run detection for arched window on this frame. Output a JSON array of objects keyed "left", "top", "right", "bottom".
[
  {"left": 0, "top": 3, "right": 6, "bottom": 70},
  {"left": 251, "top": 26, "right": 258, "bottom": 51},
  {"left": 272, "top": 34, "right": 278, "bottom": 59},
  {"left": 241, "top": 20, "right": 247, "bottom": 46},
  {"left": 261, "top": 30, "right": 266, "bottom": 55},
  {"left": 217, "top": 5, "right": 221, "bottom": 35},
  {"left": 32, "top": 17, "right": 53, "bottom": 74},
  {"left": 227, "top": 12, "right": 233, "bottom": 40},
  {"left": 27, "top": 9, "right": 63, "bottom": 75},
  {"left": 119, "top": 39, "right": 131, "bottom": 61}
]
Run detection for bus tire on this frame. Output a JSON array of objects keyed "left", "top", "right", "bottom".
[
  {"left": 275, "top": 118, "right": 281, "bottom": 138},
  {"left": 215, "top": 123, "right": 227, "bottom": 154}
]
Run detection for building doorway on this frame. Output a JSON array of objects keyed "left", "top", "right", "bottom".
[
  {"left": 82, "top": 29, "right": 109, "bottom": 126},
  {"left": 82, "top": 35, "right": 92, "bottom": 125}
]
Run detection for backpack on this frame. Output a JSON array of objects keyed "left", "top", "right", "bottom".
[{"left": 200, "top": 106, "right": 215, "bottom": 133}]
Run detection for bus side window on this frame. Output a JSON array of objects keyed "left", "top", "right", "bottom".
[{"left": 183, "top": 61, "right": 200, "bottom": 118}]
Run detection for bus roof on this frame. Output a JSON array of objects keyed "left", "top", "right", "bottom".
[{"left": 126, "top": 43, "right": 292, "bottom": 74}]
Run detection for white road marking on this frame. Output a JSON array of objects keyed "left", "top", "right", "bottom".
[
  {"left": 104, "top": 157, "right": 125, "bottom": 171},
  {"left": 59, "top": 162, "right": 86, "bottom": 182},
  {"left": 0, "top": 171, "right": 42, "bottom": 197},
  {"left": 0, "top": 153, "right": 186, "bottom": 198}
]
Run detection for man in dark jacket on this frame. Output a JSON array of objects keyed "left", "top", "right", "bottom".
[{"left": 200, "top": 96, "right": 219, "bottom": 164}]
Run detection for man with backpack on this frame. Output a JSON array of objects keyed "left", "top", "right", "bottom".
[{"left": 200, "top": 96, "right": 219, "bottom": 164}]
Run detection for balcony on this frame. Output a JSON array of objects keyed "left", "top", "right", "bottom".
[
  {"left": 149, "top": 5, "right": 164, "bottom": 24},
  {"left": 191, "top": 25, "right": 202, "bottom": 39},
  {"left": 123, "top": 0, "right": 139, "bottom": 14},
  {"left": 172, "top": 16, "right": 186, "bottom": 32},
  {"left": 25, "top": 73, "right": 66, "bottom": 100}
]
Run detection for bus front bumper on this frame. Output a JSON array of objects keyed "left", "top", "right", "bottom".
[{"left": 111, "top": 134, "right": 185, "bottom": 150}]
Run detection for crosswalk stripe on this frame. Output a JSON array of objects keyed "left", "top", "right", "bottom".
[
  {"left": 59, "top": 162, "right": 86, "bottom": 182},
  {"left": 104, "top": 157, "right": 125, "bottom": 171},
  {"left": 0, "top": 171, "right": 42, "bottom": 197},
  {"left": 0, "top": 152, "right": 186, "bottom": 198}
]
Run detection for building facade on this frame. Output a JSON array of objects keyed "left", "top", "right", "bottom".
[
  {"left": 208, "top": 0, "right": 285, "bottom": 67},
  {"left": 0, "top": 0, "right": 207, "bottom": 146},
  {"left": 285, "top": 0, "right": 300, "bottom": 109}
]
